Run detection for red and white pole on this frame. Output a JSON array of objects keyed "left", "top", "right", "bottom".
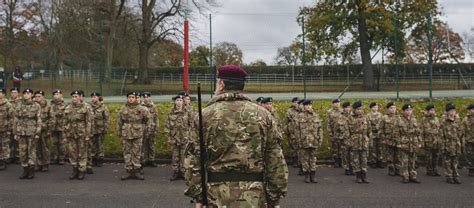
[{"left": 183, "top": 18, "right": 189, "bottom": 93}]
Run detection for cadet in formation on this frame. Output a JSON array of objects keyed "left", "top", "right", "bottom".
[
  {"left": 13, "top": 88, "right": 41, "bottom": 179},
  {"left": 117, "top": 91, "right": 151, "bottom": 180},
  {"left": 341, "top": 101, "right": 354, "bottom": 175},
  {"left": 367, "top": 102, "right": 384, "bottom": 168},
  {"left": 398, "top": 104, "right": 421, "bottom": 184},
  {"left": 348, "top": 101, "right": 371, "bottom": 183},
  {"left": 34, "top": 90, "right": 51, "bottom": 172},
  {"left": 463, "top": 104, "right": 474, "bottom": 176},
  {"left": 64, "top": 90, "right": 92, "bottom": 180},
  {"left": 89, "top": 92, "right": 109, "bottom": 168},
  {"left": 440, "top": 103, "right": 463, "bottom": 184},
  {"left": 421, "top": 104, "right": 442, "bottom": 176},
  {"left": 184, "top": 65, "right": 288, "bottom": 208},
  {"left": 165, "top": 94, "right": 189, "bottom": 181},
  {"left": 299, "top": 99, "right": 323, "bottom": 183},
  {"left": 9, "top": 87, "right": 22, "bottom": 163},
  {"left": 285, "top": 97, "right": 301, "bottom": 168},
  {"left": 0, "top": 89, "right": 13, "bottom": 170},
  {"left": 381, "top": 102, "right": 401, "bottom": 176},
  {"left": 327, "top": 98, "right": 343, "bottom": 168},
  {"left": 141, "top": 92, "right": 158, "bottom": 167},
  {"left": 49, "top": 89, "right": 67, "bottom": 165}
]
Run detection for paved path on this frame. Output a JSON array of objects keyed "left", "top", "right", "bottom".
[{"left": 1, "top": 164, "right": 473, "bottom": 207}]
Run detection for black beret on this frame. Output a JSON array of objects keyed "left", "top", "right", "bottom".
[
  {"left": 369, "top": 102, "right": 377, "bottom": 108},
  {"left": 23, "top": 88, "right": 33, "bottom": 94},
  {"left": 90, "top": 92, "right": 101, "bottom": 97},
  {"left": 386, "top": 102, "right": 395, "bottom": 109},
  {"left": 425, "top": 104, "right": 435, "bottom": 111},
  {"left": 352, "top": 101, "right": 363, "bottom": 109},
  {"left": 177, "top": 91, "right": 189, "bottom": 97},
  {"left": 0, "top": 89, "right": 6, "bottom": 94},
  {"left": 71, "top": 90, "right": 81, "bottom": 96},
  {"left": 298, "top": 99, "right": 305, "bottom": 105},
  {"left": 78, "top": 90, "right": 85, "bottom": 96},
  {"left": 262, "top": 97, "right": 273, "bottom": 104},
  {"left": 402, "top": 103, "right": 413, "bottom": 111},
  {"left": 302, "top": 99, "right": 312, "bottom": 105},
  {"left": 445, "top": 103, "right": 455, "bottom": 111},
  {"left": 34, "top": 90, "right": 45, "bottom": 96},
  {"left": 342, "top": 101, "right": 351, "bottom": 108},
  {"left": 52, "top": 89, "right": 62, "bottom": 95},
  {"left": 10, "top": 87, "right": 19, "bottom": 92},
  {"left": 468, "top": 104, "right": 474, "bottom": 110},
  {"left": 291, "top": 97, "right": 299, "bottom": 102},
  {"left": 256, "top": 97, "right": 264, "bottom": 103},
  {"left": 217, "top": 65, "right": 248, "bottom": 81},
  {"left": 332, "top": 98, "right": 340, "bottom": 103},
  {"left": 136, "top": 92, "right": 141, "bottom": 97},
  {"left": 142, "top": 92, "right": 151, "bottom": 97},
  {"left": 172, "top": 95, "right": 184, "bottom": 101},
  {"left": 126, "top": 91, "right": 139, "bottom": 97}
]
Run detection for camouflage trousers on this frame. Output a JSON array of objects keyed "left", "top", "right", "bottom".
[
  {"left": 465, "top": 143, "right": 474, "bottom": 170},
  {"left": 18, "top": 136, "right": 36, "bottom": 167},
  {"left": 0, "top": 132, "right": 10, "bottom": 160},
  {"left": 331, "top": 138, "right": 343, "bottom": 162},
  {"left": 141, "top": 134, "right": 156, "bottom": 163},
  {"left": 87, "top": 133, "right": 105, "bottom": 168},
  {"left": 350, "top": 150, "right": 368, "bottom": 173},
  {"left": 385, "top": 145, "right": 400, "bottom": 171},
  {"left": 50, "top": 131, "right": 67, "bottom": 162},
  {"left": 171, "top": 143, "right": 186, "bottom": 172},
  {"left": 207, "top": 181, "right": 266, "bottom": 208},
  {"left": 399, "top": 151, "right": 417, "bottom": 180},
  {"left": 425, "top": 148, "right": 440, "bottom": 174},
  {"left": 36, "top": 130, "right": 50, "bottom": 166},
  {"left": 341, "top": 145, "right": 352, "bottom": 171},
  {"left": 369, "top": 137, "right": 384, "bottom": 164},
  {"left": 288, "top": 137, "right": 299, "bottom": 165},
  {"left": 122, "top": 138, "right": 142, "bottom": 171},
  {"left": 443, "top": 154, "right": 459, "bottom": 179},
  {"left": 301, "top": 148, "right": 318, "bottom": 172},
  {"left": 68, "top": 138, "right": 88, "bottom": 172},
  {"left": 10, "top": 134, "right": 19, "bottom": 159}
]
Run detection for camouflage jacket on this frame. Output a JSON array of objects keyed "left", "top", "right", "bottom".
[
  {"left": 421, "top": 114, "right": 441, "bottom": 149},
  {"left": 91, "top": 101, "right": 110, "bottom": 135},
  {"left": 49, "top": 98, "right": 67, "bottom": 131},
  {"left": 440, "top": 114, "right": 463, "bottom": 156},
  {"left": 36, "top": 100, "right": 52, "bottom": 132},
  {"left": 367, "top": 111, "right": 383, "bottom": 139},
  {"left": 185, "top": 103, "right": 196, "bottom": 138},
  {"left": 284, "top": 107, "right": 300, "bottom": 139},
  {"left": 271, "top": 110, "right": 284, "bottom": 141},
  {"left": 335, "top": 111, "right": 350, "bottom": 145},
  {"left": 299, "top": 110, "right": 323, "bottom": 149},
  {"left": 348, "top": 113, "right": 372, "bottom": 150},
  {"left": 13, "top": 99, "right": 42, "bottom": 136},
  {"left": 398, "top": 115, "right": 421, "bottom": 152},
  {"left": 142, "top": 101, "right": 158, "bottom": 137},
  {"left": 184, "top": 92, "right": 288, "bottom": 207},
  {"left": 9, "top": 97, "right": 22, "bottom": 111},
  {"left": 327, "top": 106, "right": 342, "bottom": 139},
  {"left": 64, "top": 102, "right": 92, "bottom": 139},
  {"left": 381, "top": 113, "right": 402, "bottom": 146},
  {"left": 0, "top": 99, "right": 13, "bottom": 133},
  {"left": 165, "top": 106, "right": 189, "bottom": 145},
  {"left": 462, "top": 114, "right": 474, "bottom": 144},
  {"left": 117, "top": 103, "right": 151, "bottom": 140}
]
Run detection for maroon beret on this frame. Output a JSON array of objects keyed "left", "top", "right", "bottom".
[{"left": 217, "top": 65, "right": 248, "bottom": 81}]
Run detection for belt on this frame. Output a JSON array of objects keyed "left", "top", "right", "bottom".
[{"left": 207, "top": 172, "right": 264, "bottom": 182}]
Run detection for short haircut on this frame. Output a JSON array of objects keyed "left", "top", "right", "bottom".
[{"left": 223, "top": 79, "right": 245, "bottom": 91}]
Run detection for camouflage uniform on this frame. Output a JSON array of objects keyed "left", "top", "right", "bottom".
[
  {"left": 64, "top": 102, "right": 92, "bottom": 173},
  {"left": 0, "top": 99, "right": 13, "bottom": 167},
  {"left": 184, "top": 92, "right": 288, "bottom": 207},
  {"left": 117, "top": 102, "right": 150, "bottom": 172},
  {"left": 421, "top": 113, "right": 441, "bottom": 175},
  {"left": 340, "top": 111, "right": 352, "bottom": 173},
  {"left": 89, "top": 101, "right": 109, "bottom": 167},
  {"left": 327, "top": 106, "right": 343, "bottom": 166},
  {"left": 348, "top": 112, "right": 371, "bottom": 181},
  {"left": 141, "top": 101, "right": 158, "bottom": 164},
  {"left": 49, "top": 98, "right": 68, "bottom": 164},
  {"left": 398, "top": 115, "right": 421, "bottom": 181},
  {"left": 440, "top": 114, "right": 463, "bottom": 181},
  {"left": 462, "top": 113, "right": 474, "bottom": 175},
  {"left": 285, "top": 106, "right": 300, "bottom": 166},
  {"left": 381, "top": 113, "right": 401, "bottom": 175},
  {"left": 299, "top": 108, "right": 323, "bottom": 181},
  {"left": 35, "top": 99, "right": 51, "bottom": 168},
  {"left": 165, "top": 105, "right": 189, "bottom": 176},
  {"left": 13, "top": 99, "right": 41, "bottom": 168},
  {"left": 9, "top": 97, "right": 22, "bottom": 161},
  {"left": 367, "top": 111, "right": 383, "bottom": 167}
]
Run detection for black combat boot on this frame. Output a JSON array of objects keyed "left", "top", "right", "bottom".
[
  {"left": 310, "top": 171, "right": 317, "bottom": 183},
  {"left": 149, "top": 161, "right": 158, "bottom": 168},
  {"left": 349, "top": 167, "right": 355, "bottom": 176},
  {"left": 42, "top": 165, "right": 49, "bottom": 172},
  {"left": 409, "top": 178, "right": 421, "bottom": 184},
  {"left": 135, "top": 170, "right": 145, "bottom": 180},
  {"left": 69, "top": 167, "right": 78, "bottom": 180},
  {"left": 35, "top": 165, "right": 43, "bottom": 172},
  {"left": 401, "top": 177, "right": 409, "bottom": 184},
  {"left": 432, "top": 170, "right": 441, "bottom": 176},
  {"left": 170, "top": 171, "right": 179, "bottom": 181},
  {"left": 453, "top": 177, "right": 461, "bottom": 184},
  {"left": 58, "top": 159, "right": 65, "bottom": 165},
  {"left": 362, "top": 171, "right": 370, "bottom": 184},
  {"left": 86, "top": 168, "right": 94, "bottom": 174},
  {"left": 395, "top": 168, "right": 400, "bottom": 176},
  {"left": 377, "top": 161, "right": 385, "bottom": 169},
  {"left": 77, "top": 171, "right": 85, "bottom": 180},
  {"left": 446, "top": 178, "right": 454, "bottom": 184},
  {"left": 468, "top": 169, "right": 474, "bottom": 177},
  {"left": 19, "top": 167, "right": 29, "bottom": 179},
  {"left": 388, "top": 167, "right": 395, "bottom": 176},
  {"left": 96, "top": 158, "right": 103, "bottom": 167},
  {"left": 304, "top": 172, "right": 310, "bottom": 183},
  {"left": 121, "top": 170, "right": 134, "bottom": 180},
  {"left": 344, "top": 169, "right": 351, "bottom": 176},
  {"left": 298, "top": 166, "right": 304, "bottom": 176},
  {"left": 0, "top": 160, "right": 6, "bottom": 170},
  {"left": 27, "top": 166, "right": 35, "bottom": 179},
  {"left": 356, "top": 172, "right": 363, "bottom": 184},
  {"left": 333, "top": 158, "right": 341, "bottom": 168}
]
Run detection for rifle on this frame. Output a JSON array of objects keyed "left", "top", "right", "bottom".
[{"left": 197, "top": 83, "right": 209, "bottom": 206}]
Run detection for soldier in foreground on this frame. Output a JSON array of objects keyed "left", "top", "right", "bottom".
[
  {"left": 13, "top": 88, "right": 41, "bottom": 179},
  {"left": 184, "top": 65, "right": 288, "bottom": 208},
  {"left": 64, "top": 90, "right": 92, "bottom": 180},
  {"left": 141, "top": 92, "right": 158, "bottom": 167},
  {"left": 299, "top": 99, "right": 323, "bottom": 183},
  {"left": 440, "top": 103, "right": 463, "bottom": 184},
  {"left": 117, "top": 91, "right": 150, "bottom": 180},
  {"left": 49, "top": 89, "right": 67, "bottom": 165},
  {"left": 165, "top": 94, "right": 188, "bottom": 181},
  {"left": 9, "top": 87, "right": 22, "bottom": 164},
  {"left": 34, "top": 90, "right": 51, "bottom": 172},
  {"left": 327, "top": 99, "right": 342, "bottom": 168},
  {"left": 89, "top": 92, "right": 109, "bottom": 168},
  {"left": 381, "top": 102, "right": 401, "bottom": 176},
  {"left": 421, "top": 104, "right": 441, "bottom": 176},
  {"left": 463, "top": 104, "right": 474, "bottom": 176},
  {"left": 285, "top": 97, "right": 300, "bottom": 168},
  {"left": 0, "top": 89, "right": 13, "bottom": 170},
  {"left": 398, "top": 104, "right": 421, "bottom": 184},
  {"left": 348, "top": 101, "right": 371, "bottom": 183},
  {"left": 367, "top": 102, "right": 384, "bottom": 168}
]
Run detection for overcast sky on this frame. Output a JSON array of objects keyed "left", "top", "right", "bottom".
[{"left": 189, "top": 0, "right": 474, "bottom": 64}]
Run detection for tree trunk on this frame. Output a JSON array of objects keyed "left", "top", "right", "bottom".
[
  {"left": 356, "top": 1, "right": 374, "bottom": 90},
  {"left": 103, "top": 0, "right": 118, "bottom": 83},
  {"left": 138, "top": 43, "right": 150, "bottom": 84}
]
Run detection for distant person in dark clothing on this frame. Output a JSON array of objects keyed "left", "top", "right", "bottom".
[{"left": 12, "top": 66, "right": 23, "bottom": 89}]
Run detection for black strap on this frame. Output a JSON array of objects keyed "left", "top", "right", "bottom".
[{"left": 207, "top": 172, "right": 264, "bottom": 183}]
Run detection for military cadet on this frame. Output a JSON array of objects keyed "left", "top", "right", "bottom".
[
  {"left": 397, "top": 104, "right": 421, "bottom": 184},
  {"left": 367, "top": 102, "right": 384, "bottom": 168},
  {"left": 296, "top": 99, "right": 307, "bottom": 176},
  {"left": 255, "top": 97, "right": 264, "bottom": 105},
  {"left": 64, "top": 90, "right": 92, "bottom": 180},
  {"left": 9, "top": 87, "right": 22, "bottom": 163},
  {"left": 184, "top": 65, "right": 288, "bottom": 207},
  {"left": 440, "top": 103, "right": 463, "bottom": 184},
  {"left": 34, "top": 90, "right": 51, "bottom": 172},
  {"left": 299, "top": 99, "right": 323, "bottom": 183},
  {"left": 462, "top": 104, "right": 474, "bottom": 176},
  {"left": 262, "top": 97, "right": 283, "bottom": 137},
  {"left": 13, "top": 88, "right": 41, "bottom": 179},
  {"left": 327, "top": 98, "right": 343, "bottom": 168},
  {"left": 49, "top": 89, "right": 67, "bottom": 165},
  {"left": 285, "top": 97, "right": 300, "bottom": 168},
  {"left": 0, "top": 88, "right": 13, "bottom": 170},
  {"left": 421, "top": 104, "right": 441, "bottom": 176},
  {"left": 89, "top": 92, "right": 109, "bottom": 168},
  {"left": 117, "top": 91, "right": 151, "bottom": 180},
  {"left": 341, "top": 101, "right": 354, "bottom": 175},
  {"left": 348, "top": 101, "right": 371, "bottom": 183},
  {"left": 165, "top": 94, "right": 189, "bottom": 181},
  {"left": 141, "top": 92, "right": 158, "bottom": 167},
  {"left": 381, "top": 102, "right": 401, "bottom": 176}
]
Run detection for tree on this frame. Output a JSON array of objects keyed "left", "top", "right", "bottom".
[
  {"left": 300, "top": 1, "right": 438, "bottom": 90},
  {"left": 249, "top": 59, "right": 266, "bottom": 66},
  {"left": 406, "top": 21, "right": 465, "bottom": 63},
  {"left": 274, "top": 41, "right": 301, "bottom": 66},
  {"left": 149, "top": 39, "right": 183, "bottom": 67},
  {"left": 462, "top": 27, "right": 474, "bottom": 60},
  {"left": 213, "top": 41, "right": 242, "bottom": 67},
  {"left": 189, "top": 45, "right": 209, "bottom": 66}
]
